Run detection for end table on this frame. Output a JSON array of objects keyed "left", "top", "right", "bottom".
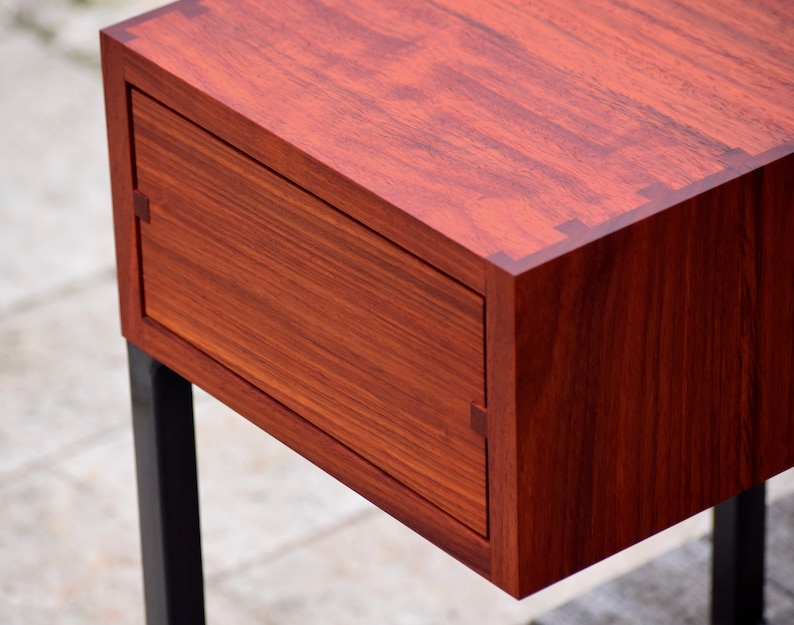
[{"left": 101, "top": 1, "right": 794, "bottom": 622}]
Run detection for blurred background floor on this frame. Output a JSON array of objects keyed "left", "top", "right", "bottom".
[{"left": 2, "top": 1, "right": 793, "bottom": 624}]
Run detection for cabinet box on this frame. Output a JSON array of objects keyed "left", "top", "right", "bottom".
[{"left": 103, "top": 0, "right": 794, "bottom": 597}]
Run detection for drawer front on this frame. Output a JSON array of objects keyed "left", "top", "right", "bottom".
[{"left": 131, "top": 90, "right": 488, "bottom": 535}]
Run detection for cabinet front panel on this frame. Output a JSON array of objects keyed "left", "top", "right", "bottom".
[{"left": 130, "top": 89, "right": 488, "bottom": 535}]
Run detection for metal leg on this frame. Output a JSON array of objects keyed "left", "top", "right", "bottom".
[
  {"left": 711, "top": 482, "right": 766, "bottom": 625},
  {"left": 128, "top": 342, "right": 206, "bottom": 625}
]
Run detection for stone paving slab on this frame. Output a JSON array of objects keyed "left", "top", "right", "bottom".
[
  {"left": 0, "top": 277, "right": 127, "bottom": 479},
  {"left": 0, "top": 25, "right": 114, "bottom": 310},
  {"left": 1, "top": 0, "right": 163, "bottom": 64},
  {"left": 533, "top": 492, "right": 794, "bottom": 625},
  {"left": 0, "top": 1, "right": 163, "bottom": 309},
  {"left": 0, "top": 467, "right": 144, "bottom": 625},
  {"left": 218, "top": 510, "right": 536, "bottom": 625}
]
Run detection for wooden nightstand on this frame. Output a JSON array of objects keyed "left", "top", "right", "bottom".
[{"left": 102, "top": 1, "right": 794, "bottom": 622}]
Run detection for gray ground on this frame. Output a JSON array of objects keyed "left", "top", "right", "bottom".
[
  {"left": 2, "top": 1, "right": 792, "bottom": 624},
  {"left": 536, "top": 493, "right": 794, "bottom": 625}
]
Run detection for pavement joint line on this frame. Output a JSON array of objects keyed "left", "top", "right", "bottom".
[
  {"left": 0, "top": 422, "right": 129, "bottom": 492},
  {"left": 0, "top": 265, "right": 117, "bottom": 320},
  {"left": 206, "top": 506, "right": 380, "bottom": 584}
]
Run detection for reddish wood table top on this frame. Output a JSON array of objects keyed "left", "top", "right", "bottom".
[{"left": 109, "top": 0, "right": 793, "bottom": 285}]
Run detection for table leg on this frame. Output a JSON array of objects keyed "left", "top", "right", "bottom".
[
  {"left": 711, "top": 482, "right": 766, "bottom": 625},
  {"left": 128, "top": 342, "right": 206, "bottom": 625}
]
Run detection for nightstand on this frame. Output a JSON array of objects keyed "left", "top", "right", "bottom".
[{"left": 102, "top": 1, "right": 794, "bottom": 622}]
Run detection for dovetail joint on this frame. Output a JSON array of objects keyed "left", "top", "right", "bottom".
[
  {"left": 470, "top": 402, "right": 488, "bottom": 438},
  {"left": 133, "top": 190, "right": 150, "bottom": 223}
]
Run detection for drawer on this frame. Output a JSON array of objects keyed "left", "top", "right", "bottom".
[{"left": 130, "top": 89, "right": 488, "bottom": 536}]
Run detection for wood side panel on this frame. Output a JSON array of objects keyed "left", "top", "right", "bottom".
[
  {"left": 757, "top": 154, "right": 794, "bottom": 476},
  {"left": 510, "top": 168, "right": 794, "bottom": 595},
  {"left": 134, "top": 320, "right": 491, "bottom": 575},
  {"left": 100, "top": 33, "right": 141, "bottom": 341},
  {"left": 131, "top": 90, "right": 488, "bottom": 535}
]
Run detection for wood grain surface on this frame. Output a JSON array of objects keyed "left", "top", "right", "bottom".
[
  {"left": 489, "top": 154, "right": 794, "bottom": 596},
  {"left": 132, "top": 90, "right": 488, "bottom": 535},
  {"left": 100, "top": 33, "right": 141, "bottom": 345},
  {"left": 101, "top": 0, "right": 794, "bottom": 600},
  {"left": 105, "top": 0, "right": 794, "bottom": 265}
]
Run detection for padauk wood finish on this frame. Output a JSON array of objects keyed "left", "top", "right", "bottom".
[
  {"left": 491, "top": 157, "right": 794, "bottom": 595},
  {"left": 104, "top": 0, "right": 794, "bottom": 270},
  {"left": 132, "top": 89, "right": 487, "bottom": 535},
  {"left": 102, "top": 0, "right": 794, "bottom": 599}
]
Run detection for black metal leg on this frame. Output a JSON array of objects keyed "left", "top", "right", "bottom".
[
  {"left": 712, "top": 482, "right": 766, "bottom": 625},
  {"left": 128, "top": 342, "right": 206, "bottom": 625}
]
